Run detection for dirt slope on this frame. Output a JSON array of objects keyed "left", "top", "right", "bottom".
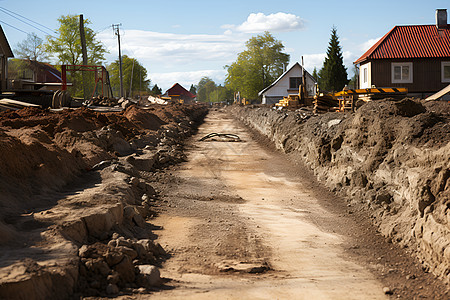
[
  {"left": 0, "top": 103, "right": 207, "bottom": 299},
  {"left": 230, "top": 99, "right": 450, "bottom": 283}
]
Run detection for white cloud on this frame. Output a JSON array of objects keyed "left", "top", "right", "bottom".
[
  {"left": 360, "top": 37, "right": 381, "bottom": 52},
  {"left": 150, "top": 70, "right": 227, "bottom": 92},
  {"left": 223, "top": 12, "right": 305, "bottom": 33},
  {"left": 99, "top": 30, "right": 246, "bottom": 65},
  {"left": 98, "top": 29, "right": 246, "bottom": 89},
  {"left": 300, "top": 51, "right": 357, "bottom": 73},
  {"left": 301, "top": 53, "right": 326, "bottom": 71}
]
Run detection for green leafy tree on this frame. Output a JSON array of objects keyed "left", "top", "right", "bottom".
[
  {"left": 150, "top": 84, "right": 162, "bottom": 96},
  {"left": 108, "top": 55, "right": 150, "bottom": 97},
  {"left": 45, "top": 15, "right": 107, "bottom": 97},
  {"left": 348, "top": 65, "right": 359, "bottom": 89},
  {"left": 197, "top": 77, "right": 216, "bottom": 102},
  {"left": 312, "top": 67, "right": 319, "bottom": 82},
  {"left": 15, "top": 33, "right": 49, "bottom": 62},
  {"left": 225, "top": 31, "right": 289, "bottom": 100},
  {"left": 208, "top": 85, "right": 228, "bottom": 103},
  {"left": 189, "top": 84, "right": 197, "bottom": 95},
  {"left": 13, "top": 33, "right": 49, "bottom": 82},
  {"left": 319, "top": 26, "right": 348, "bottom": 92}
]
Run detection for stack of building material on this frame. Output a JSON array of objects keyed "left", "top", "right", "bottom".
[{"left": 313, "top": 94, "right": 339, "bottom": 113}]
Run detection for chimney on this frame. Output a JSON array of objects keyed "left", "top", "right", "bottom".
[{"left": 436, "top": 9, "right": 447, "bottom": 29}]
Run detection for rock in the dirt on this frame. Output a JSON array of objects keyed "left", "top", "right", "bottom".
[
  {"left": 114, "top": 255, "right": 135, "bottom": 283},
  {"left": 132, "top": 242, "right": 147, "bottom": 259},
  {"left": 105, "top": 251, "right": 124, "bottom": 267},
  {"left": 106, "top": 283, "right": 120, "bottom": 295},
  {"left": 383, "top": 287, "right": 393, "bottom": 295},
  {"left": 133, "top": 213, "right": 147, "bottom": 228},
  {"left": 116, "top": 237, "right": 133, "bottom": 248},
  {"left": 78, "top": 245, "right": 91, "bottom": 258},
  {"left": 108, "top": 239, "right": 117, "bottom": 248},
  {"left": 107, "top": 271, "right": 120, "bottom": 284},
  {"left": 137, "top": 239, "right": 167, "bottom": 256},
  {"left": 137, "top": 265, "right": 161, "bottom": 287},
  {"left": 92, "top": 258, "right": 111, "bottom": 276},
  {"left": 123, "top": 206, "right": 137, "bottom": 224},
  {"left": 117, "top": 246, "right": 138, "bottom": 260},
  {"left": 145, "top": 184, "right": 156, "bottom": 196}
]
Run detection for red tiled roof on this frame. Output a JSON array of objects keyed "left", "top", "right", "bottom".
[
  {"left": 354, "top": 25, "right": 450, "bottom": 64},
  {"left": 166, "top": 83, "right": 195, "bottom": 98}
]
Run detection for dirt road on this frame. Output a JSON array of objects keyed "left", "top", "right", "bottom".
[{"left": 146, "top": 109, "right": 402, "bottom": 299}]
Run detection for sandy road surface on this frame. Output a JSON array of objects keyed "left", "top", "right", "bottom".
[{"left": 145, "top": 109, "right": 393, "bottom": 299}]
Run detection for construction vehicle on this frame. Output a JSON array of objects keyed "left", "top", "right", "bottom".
[
  {"left": 275, "top": 57, "right": 315, "bottom": 109},
  {"left": 274, "top": 84, "right": 314, "bottom": 108},
  {"left": 314, "top": 86, "right": 408, "bottom": 113}
]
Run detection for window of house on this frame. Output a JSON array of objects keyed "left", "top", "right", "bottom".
[
  {"left": 442, "top": 62, "right": 450, "bottom": 83},
  {"left": 391, "top": 62, "right": 413, "bottom": 83},
  {"left": 363, "top": 68, "right": 367, "bottom": 83},
  {"left": 289, "top": 77, "right": 302, "bottom": 89}
]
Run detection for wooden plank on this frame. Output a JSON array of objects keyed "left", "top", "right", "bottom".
[
  {"left": 425, "top": 84, "right": 450, "bottom": 101},
  {"left": 0, "top": 98, "right": 42, "bottom": 108}
]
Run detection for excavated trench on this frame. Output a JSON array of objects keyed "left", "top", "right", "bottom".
[
  {"left": 0, "top": 100, "right": 448, "bottom": 299},
  {"left": 229, "top": 99, "right": 450, "bottom": 284}
]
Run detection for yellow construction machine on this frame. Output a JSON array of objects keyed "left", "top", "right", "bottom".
[
  {"left": 275, "top": 84, "right": 314, "bottom": 109},
  {"left": 314, "top": 87, "right": 408, "bottom": 113}
]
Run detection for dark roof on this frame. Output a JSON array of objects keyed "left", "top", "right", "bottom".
[
  {"left": 0, "top": 25, "right": 13, "bottom": 58},
  {"left": 165, "top": 83, "right": 195, "bottom": 98},
  {"left": 258, "top": 62, "right": 316, "bottom": 96},
  {"left": 355, "top": 25, "right": 450, "bottom": 64}
]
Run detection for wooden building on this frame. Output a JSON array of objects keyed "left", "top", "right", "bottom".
[
  {"left": 164, "top": 83, "right": 196, "bottom": 104},
  {"left": 8, "top": 59, "right": 63, "bottom": 90},
  {"left": 0, "top": 25, "right": 14, "bottom": 91},
  {"left": 354, "top": 9, "right": 450, "bottom": 99},
  {"left": 258, "top": 62, "right": 317, "bottom": 105}
]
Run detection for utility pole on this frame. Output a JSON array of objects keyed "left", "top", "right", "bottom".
[
  {"left": 79, "top": 14, "right": 89, "bottom": 99},
  {"left": 129, "top": 58, "right": 135, "bottom": 99},
  {"left": 139, "top": 67, "right": 142, "bottom": 104},
  {"left": 112, "top": 24, "right": 124, "bottom": 98}
]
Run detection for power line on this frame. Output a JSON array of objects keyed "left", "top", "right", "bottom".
[
  {"left": 0, "top": 19, "right": 29, "bottom": 35},
  {"left": 95, "top": 25, "right": 112, "bottom": 35},
  {"left": 0, "top": 6, "right": 56, "bottom": 34},
  {"left": 0, "top": 7, "right": 55, "bottom": 36}
]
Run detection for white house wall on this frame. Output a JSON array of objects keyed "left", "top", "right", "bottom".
[
  {"left": 359, "top": 62, "right": 372, "bottom": 89},
  {"left": 261, "top": 64, "right": 317, "bottom": 104},
  {"left": 263, "top": 67, "right": 302, "bottom": 97}
]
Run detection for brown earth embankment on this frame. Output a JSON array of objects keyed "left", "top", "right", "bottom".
[
  {"left": 230, "top": 99, "right": 449, "bottom": 282},
  {"left": 0, "top": 103, "right": 207, "bottom": 299}
]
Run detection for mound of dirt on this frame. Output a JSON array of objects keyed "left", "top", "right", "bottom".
[
  {"left": 124, "top": 106, "right": 167, "bottom": 130},
  {"left": 0, "top": 103, "right": 207, "bottom": 298},
  {"left": 231, "top": 99, "right": 450, "bottom": 282}
]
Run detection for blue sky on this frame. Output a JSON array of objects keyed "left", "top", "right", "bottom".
[{"left": 1, "top": 0, "right": 448, "bottom": 91}]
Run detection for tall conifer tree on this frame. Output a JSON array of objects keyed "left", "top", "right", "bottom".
[{"left": 320, "top": 26, "right": 348, "bottom": 92}]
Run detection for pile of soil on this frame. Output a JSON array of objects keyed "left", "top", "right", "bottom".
[
  {"left": 230, "top": 99, "right": 450, "bottom": 283},
  {"left": 0, "top": 103, "right": 207, "bottom": 299}
]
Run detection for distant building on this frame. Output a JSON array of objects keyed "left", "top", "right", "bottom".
[
  {"left": 8, "top": 59, "right": 62, "bottom": 90},
  {"left": 163, "top": 83, "right": 196, "bottom": 104},
  {"left": 354, "top": 9, "right": 450, "bottom": 99},
  {"left": 258, "top": 62, "right": 317, "bottom": 105},
  {"left": 0, "top": 25, "right": 14, "bottom": 91}
]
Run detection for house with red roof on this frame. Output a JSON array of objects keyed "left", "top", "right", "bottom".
[
  {"left": 163, "top": 83, "right": 196, "bottom": 104},
  {"left": 354, "top": 9, "right": 450, "bottom": 99}
]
